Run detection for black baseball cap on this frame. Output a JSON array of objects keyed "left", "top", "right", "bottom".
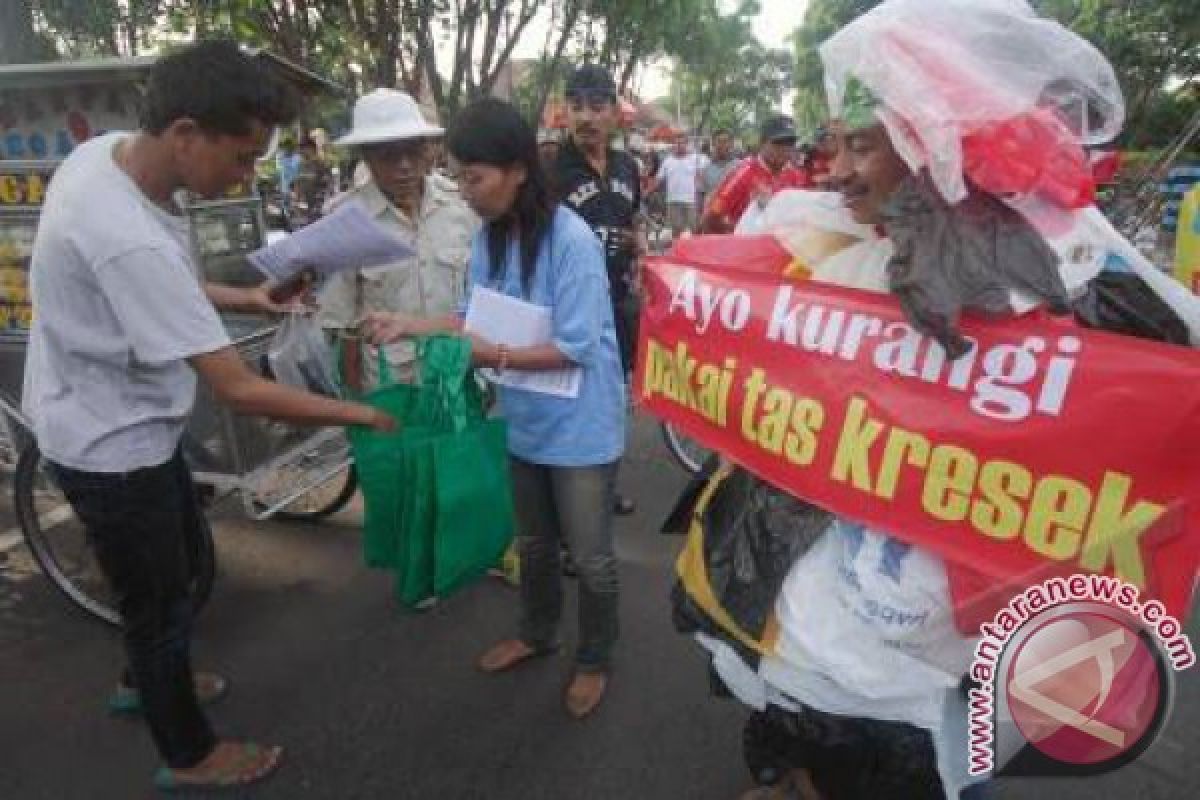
[
  {"left": 761, "top": 115, "right": 798, "bottom": 144},
  {"left": 566, "top": 64, "right": 617, "bottom": 98}
]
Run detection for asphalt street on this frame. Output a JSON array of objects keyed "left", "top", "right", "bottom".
[{"left": 1, "top": 415, "right": 1197, "bottom": 799}]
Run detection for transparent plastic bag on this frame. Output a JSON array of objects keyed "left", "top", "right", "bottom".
[
  {"left": 820, "top": 0, "right": 1124, "bottom": 206},
  {"left": 267, "top": 312, "right": 340, "bottom": 397}
]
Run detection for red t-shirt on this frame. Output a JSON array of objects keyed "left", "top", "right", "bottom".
[
  {"left": 705, "top": 157, "right": 812, "bottom": 228},
  {"left": 808, "top": 153, "right": 833, "bottom": 188}
]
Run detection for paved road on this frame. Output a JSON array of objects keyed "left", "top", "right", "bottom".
[{"left": 1, "top": 416, "right": 1197, "bottom": 799}]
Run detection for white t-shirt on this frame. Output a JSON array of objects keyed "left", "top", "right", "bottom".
[
  {"left": 656, "top": 152, "right": 709, "bottom": 205},
  {"left": 23, "top": 133, "right": 232, "bottom": 472}
]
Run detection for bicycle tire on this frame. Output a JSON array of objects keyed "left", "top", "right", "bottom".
[
  {"left": 14, "top": 442, "right": 216, "bottom": 628},
  {"left": 262, "top": 465, "right": 358, "bottom": 523},
  {"left": 661, "top": 422, "right": 711, "bottom": 475}
]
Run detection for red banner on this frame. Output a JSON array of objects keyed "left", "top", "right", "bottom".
[{"left": 636, "top": 255, "right": 1200, "bottom": 623}]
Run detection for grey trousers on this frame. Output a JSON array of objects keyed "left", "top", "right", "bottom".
[{"left": 511, "top": 456, "right": 619, "bottom": 672}]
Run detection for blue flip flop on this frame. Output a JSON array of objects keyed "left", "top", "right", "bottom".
[
  {"left": 108, "top": 672, "right": 229, "bottom": 715},
  {"left": 153, "top": 742, "right": 283, "bottom": 793}
]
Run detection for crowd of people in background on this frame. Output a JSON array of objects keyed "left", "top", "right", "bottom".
[{"left": 19, "top": 0, "right": 1197, "bottom": 792}]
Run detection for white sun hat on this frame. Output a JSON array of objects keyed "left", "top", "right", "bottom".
[{"left": 335, "top": 89, "right": 444, "bottom": 147}]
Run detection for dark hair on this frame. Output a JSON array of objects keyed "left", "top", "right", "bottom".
[
  {"left": 712, "top": 128, "right": 732, "bottom": 138},
  {"left": 141, "top": 39, "right": 301, "bottom": 136},
  {"left": 447, "top": 98, "right": 555, "bottom": 295}
]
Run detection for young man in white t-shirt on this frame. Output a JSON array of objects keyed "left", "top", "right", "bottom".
[
  {"left": 23, "top": 40, "right": 393, "bottom": 792},
  {"left": 651, "top": 133, "right": 709, "bottom": 238}
]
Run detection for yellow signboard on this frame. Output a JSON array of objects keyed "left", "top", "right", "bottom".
[
  {"left": 1176, "top": 185, "right": 1200, "bottom": 295},
  {"left": 0, "top": 170, "right": 52, "bottom": 208},
  {"left": 0, "top": 216, "right": 35, "bottom": 332}
]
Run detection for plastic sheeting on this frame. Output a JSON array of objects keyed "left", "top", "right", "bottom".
[{"left": 821, "top": 0, "right": 1123, "bottom": 207}]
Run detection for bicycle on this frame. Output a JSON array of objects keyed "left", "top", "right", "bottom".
[
  {"left": 2, "top": 375, "right": 358, "bottom": 628},
  {"left": 660, "top": 421, "right": 713, "bottom": 475}
]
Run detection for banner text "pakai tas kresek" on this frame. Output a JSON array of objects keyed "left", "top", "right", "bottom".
[{"left": 636, "top": 260, "right": 1200, "bottom": 621}]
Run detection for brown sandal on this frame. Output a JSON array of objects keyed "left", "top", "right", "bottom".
[
  {"left": 154, "top": 740, "right": 283, "bottom": 792},
  {"left": 564, "top": 671, "right": 608, "bottom": 719},
  {"left": 477, "top": 639, "right": 556, "bottom": 673}
]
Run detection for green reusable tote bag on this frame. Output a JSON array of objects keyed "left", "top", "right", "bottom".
[
  {"left": 413, "top": 336, "right": 514, "bottom": 596},
  {"left": 347, "top": 349, "right": 445, "bottom": 569},
  {"left": 431, "top": 416, "right": 515, "bottom": 595}
]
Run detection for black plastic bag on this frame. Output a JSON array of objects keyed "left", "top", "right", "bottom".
[{"left": 1072, "top": 270, "right": 1191, "bottom": 345}]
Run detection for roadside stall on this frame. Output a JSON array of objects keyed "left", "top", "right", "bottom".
[{"left": 0, "top": 53, "right": 356, "bottom": 626}]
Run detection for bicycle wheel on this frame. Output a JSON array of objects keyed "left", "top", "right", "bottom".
[
  {"left": 14, "top": 442, "right": 216, "bottom": 628},
  {"left": 259, "top": 464, "right": 358, "bottom": 522},
  {"left": 661, "top": 422, "right": 712, "bottom": 475}
]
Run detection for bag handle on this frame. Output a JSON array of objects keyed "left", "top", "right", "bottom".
[{"left": 417, "top": 335, "right": 477, "bottom": 433}]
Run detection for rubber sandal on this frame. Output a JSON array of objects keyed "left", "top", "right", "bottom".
[
  {"left": 153, "top": 742, "right": 283, "bottom": 792},
  {"left": 109, "top": 672, "right": 229, "bottom": 716},
  {"left": 477, "top": 639, "right": 558, "bottom": 673}
]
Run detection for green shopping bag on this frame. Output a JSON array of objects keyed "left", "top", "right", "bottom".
[
  {"left": 349, "top": 336, "right": 514, "bottom": 607},
  {"left": 347, "top": 354, "right": 445, "bottom": 570},
  {"left": 431, "top": 416, "right": 514, "bottom": 596}
]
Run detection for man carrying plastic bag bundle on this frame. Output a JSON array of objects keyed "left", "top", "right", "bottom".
[{"left": 665, "top": 1, "right": 1200, "bottom": 798}]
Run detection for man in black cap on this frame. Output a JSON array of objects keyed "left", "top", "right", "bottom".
[
  {"left": 699, "top": 114, "right": 811, "bottom": 234},
  {"left": 554, "top": 63, "right": 643, "bottom": 516}
]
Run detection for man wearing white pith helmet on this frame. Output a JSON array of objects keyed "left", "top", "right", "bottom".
[{"left": 319, "top": 89, "right": 478, "bottom": 391}]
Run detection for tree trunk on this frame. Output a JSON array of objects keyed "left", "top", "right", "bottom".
[
  {"left": 0, "top": 0, "right": 41, "bottom": 64},
  {"left": 533, "top": 0, "right": 583, "bottom": 122},
  {"left": 479, "top": 1, "right": 540, "bottom": 96}
]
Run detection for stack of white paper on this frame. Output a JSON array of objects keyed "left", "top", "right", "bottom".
[
  {"left": 248, "top": 200, "right": 415, "bottom": 283},
  {"left": 463, "top": 287, "right": 582, "bottom": 399}
]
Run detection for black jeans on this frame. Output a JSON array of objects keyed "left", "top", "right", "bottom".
[
  {"left": 49, "top": 449, "right": 216, "bottom": 769},
  {"left": 610, "top": 290, "right": 639, "bottom": 378}
]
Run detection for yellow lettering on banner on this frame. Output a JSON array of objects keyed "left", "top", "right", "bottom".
[
  {"left": 971, "top": 461, "right": 1032, "bottom": 541},
  {"left": 1079, "top": 472, "right": 1162, "bottom": 588},
  {"left": 758, "top": 389, "right": 792, "bottom": 455},
  {"left": 644, "top": 339, "right": 666, "bottom": 396},
  {"left": 831, "top": 397, "right": 882, "bottom": 492},
  {"left": 642, "top": 332, "right": 1168, "bottom": 591},
  {"left": 642, "top": 337, "right": 737, "bottom": 428},
  {"left": 1024, "top": 476, "right": 1092, "bottom": 561},
  {"left": 922, "top": 445, "right": 978, "bottom": 522},
  {"left": 696, "top": 364, "right": 723, "bottom": 422},
  {"left": 742, "top": 369, "right": 768, "bottom": 443},
  {"left": 739, "top": 370, "right": 826, "bottom": 465},
  {"left": 784, "top": 398, "right": 825, "bottom": 467},
  {"left": 875, "top": 429, "right": 930, "bottom": 500}
]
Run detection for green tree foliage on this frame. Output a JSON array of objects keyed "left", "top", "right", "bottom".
[{"left": 668, "top": 0, "right": 792, "bottom": 138}]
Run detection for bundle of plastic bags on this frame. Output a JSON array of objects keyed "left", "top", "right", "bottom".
[{"left": 821, "top": 0, "right": 1123, "bottom": 209}]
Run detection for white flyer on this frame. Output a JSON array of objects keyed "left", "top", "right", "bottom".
[
  {"left": 247, "top": 200, "right": 414, "bottom": 283},
  {"left": 463, "top": 286, "right": 582, "bottom": 399}
]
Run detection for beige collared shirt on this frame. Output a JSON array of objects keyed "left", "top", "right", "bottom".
[{"left": 318, "top": 172, "right": 478, "bottom": 386}]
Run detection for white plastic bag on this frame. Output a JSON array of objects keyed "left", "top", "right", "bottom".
[
  {"left": 267, "top": 313, "right": 340, "bottom": 397},
  {"left": 820, "top": 0, "right": 1124, "bottom": 205},
  {"left": 759, "top": 189, "right": 875, "bottom": 272},
  {"left": 763, "top": 520, "right": 976, "bottom": 727},
  {"left": 733, "top": 198, "right": 768, "bottom": 235}
]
